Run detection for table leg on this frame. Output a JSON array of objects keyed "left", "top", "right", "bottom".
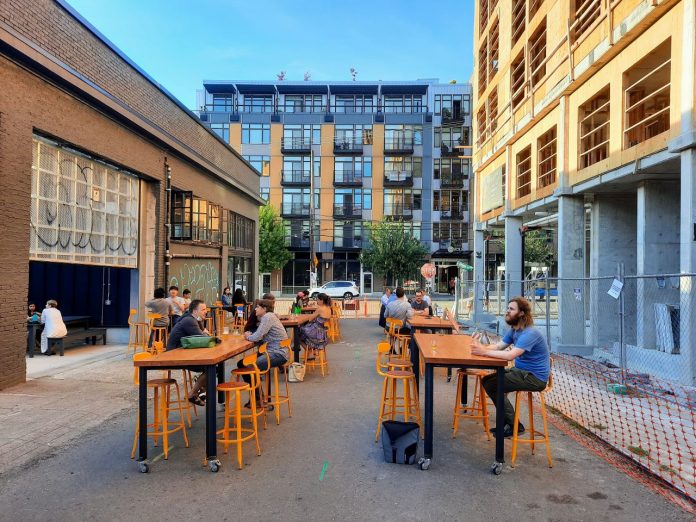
[
  {"left": 293, "top": 325, "right": 301, "bottom": 363},
  {"left": 27, "top": 324, "right": 36, "bottom": 358},
  {"left": 216, "top": 363, "right": 225, "bottom": 404},
  {"left": 494, "top": 367, "right": 505, "bottom": 465},
  {"left": 460, "top": 371, "right": 468, "bottom": 405},
  {"left": 138, "top": 367, "right": 148, "bottom": 466},
  {"left": 205, "top": 365, "right": 217, "bottom": 463},
  {"left": 424, "top": 363, "right": 434, "bottom": 459},
  {"left": 410, "top": 337, "right": 419, "bottom": 390}
]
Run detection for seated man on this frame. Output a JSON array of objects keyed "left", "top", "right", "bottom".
[
  {"left": 410, "top": 289, "right": 432, "bottom": 317},
  {"left": 471, "top": 296, "right": 550, "bottom": 438},
  {"left": 167, "top": 299, "right": 210, "bottom": 405},
  {"left": 385, "top": 286, "right": 414, "bottom": 335}
]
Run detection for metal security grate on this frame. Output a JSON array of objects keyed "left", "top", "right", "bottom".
[{"left": 30, "top": 137, "right": 139, "bottom": 267}]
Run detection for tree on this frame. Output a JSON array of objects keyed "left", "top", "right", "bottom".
[
  {"left": 259, "top": 204, "right": 292, "bottom": 273},
  {"left": 524, "top": 229, "right": 554, "bottom": 265},
  {"left": 360, "top": 218, "right": 429, "bottom": 285}
]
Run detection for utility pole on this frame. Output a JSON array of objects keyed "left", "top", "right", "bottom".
[{"left": 309, "top": 143, "right": 318, "bottom": 289}]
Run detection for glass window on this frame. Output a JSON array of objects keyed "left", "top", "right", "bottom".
[
  {"left": 260, "top": 187, "right": 269, "bottom": 201},
  {"left": 383, "top": 95, "right": 424, "bottom": 113},
  {"left": 228, "top": 211, "right": 255, "bottom": 250},
  {"left": 171, "top": 190, "right": 192, "bottom": 240},
  {"left": 242, "top": 124, "right": 270, "bottom": 144},
  {"left": 211, "top": 94, "right": 234, "bottom": 112},
  {"left": 243, "top": 155, "right": 270, "bottom": 176},
  {"left": 210, "top": 124, "right": 229, "bottom": 143},
  {"left": 283, "top": 124, "right": 320, "bottom": 148},
  {"left": 243, "top": 95, "right": 273, "bottom": 113}
]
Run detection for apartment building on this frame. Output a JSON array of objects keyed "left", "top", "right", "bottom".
[
  {"left": 197, "top": 80, "right": 473, "bottom": 294},
  {"left": 472, "top": 0, "right": 696, "bottom": 384}
]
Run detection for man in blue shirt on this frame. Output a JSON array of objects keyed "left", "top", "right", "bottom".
[{"left": 471, "top": 296, "right": 550, "bottom": 438}]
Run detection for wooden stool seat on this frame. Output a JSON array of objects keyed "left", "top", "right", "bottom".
[
  {"left": 452, "top": 369, "right": 491, "bottom": 440},
  {"left": 217, "top": 375, "right": 261, "bottom": 469},
  {"left": 149, "top": 378, "right": 177, "bottom": 386},
  {"left": 511, "top": 370, "right": 553, "bottom": 468}
]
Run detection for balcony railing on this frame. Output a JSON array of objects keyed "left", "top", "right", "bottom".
[
  {"left": 382, "top": 104, "right": 428, "bottom": 114},
  {"left": 281, "top": 137, "right": 312, "bottom": 154},
  {"left": 278, "top": 103, "right": 325, "bottom": 113},
  {"left": 201, "top": 104, "right": 234, "bottom": 113},
  {"left": 333, "top": 139, "right": 364, "bottom": 154},
  {"left": 384, "top": 170, "right": 414, "bottom": 187},
  {"left": 440, "top": 108, "right": 464, "bottom": 122},
  {"left": 384, "top": 138, "right": 415, "bottom": 154},
  {"left": 281, "top": 170, "right": 311, "bottom": 185},
  {"left": 330, "top": 103, "right": 375, "bottom": 114},
  {"left": 334, "top": 170, "right": 363, "bottom": 185},
  {"left": 334, "top": 237, "right": 363, "bottom": 249},
  {"left": 439, "top": 209, "right": 466, "bottom": 220},
  {"left": 333, "top": 204, "right": 362, "bottom": 218},
  {"left": 440, "top": 175, "right": 466, "bottom": 188},
  {"left": 281, "top": 203, "right": 310, "bottom": 216},
  {"left": 286, "top": 236, "right": 310, "bottom": 248},
  {"left": 439, "top": 139, "right": 468, "bottom": 156},
  {"left": 383, "top": 205, "right": 414, "bottom": 218}
]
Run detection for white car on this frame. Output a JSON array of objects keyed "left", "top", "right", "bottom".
[{"left": 309, "top": 281, "right": 360, "bottom": 299}]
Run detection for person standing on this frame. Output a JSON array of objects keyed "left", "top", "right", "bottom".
[
  {"left": 471, "top": 296, "right": 550, "bottom": 438},
  {"left": 378, "top": 287, "right": 392, "bottom": 328},
  {"left": 449, "top": 277, "right": 455, "bottom": 296},
  {"left": 167, "top": 285, "right": 186, "bottom": 326},
  {"left": 181, "top": 289, "right": 192, "bottom": 309},
  {"left": 40, "top": 300, "right": 67, "bottom": 355}
]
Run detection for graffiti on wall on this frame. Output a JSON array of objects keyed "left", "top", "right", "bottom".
[{"left": 169, "top": 260, "right": 220, "bottom": 305}]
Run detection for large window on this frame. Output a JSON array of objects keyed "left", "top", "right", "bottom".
[
  {"left": 283, "top": 124, "right": 320, "bottom": 149},
  {"left": 384, "top": 157, "right": 422, "bottom": 183},
  {"left": 171, "top": 190, "right": 192, "bottom": 240},
  {"left": 579, "top": 86, "right": 610, "bottom": 169},
  {"left": 570, "top": 0, "right": 601, "bottom": 44},
  {"left": 282, "top": 156, "right": 318, "bottom": 183},
  {"left": 260, "top": 187, "right": 269, "bottom": 201},
  {"left": 511, "top": 51, "right": 527, "bottom": 109},
  {"left": 192, "top": 198, "right": 221, "bottom": 243},
  {"left": 537, "top": 126, "right": 557, "bottom": 188},
  {"left": 281, "top": 94, "right": 325, "bottom": 113},
  {"left": 433, "top": 190, "right": 468, "bottom": 215},
  {"left": 478, "top": 37, "right": 488, "bottom": 95},
  {"left": 434, "top": 158, "right": 471, "bottom": 183},
  {"left": 623, "top": 39, "right": 671, "bottom": 149},
  {"left": 512, "top": 0, "right": 526, "bottom": 46},
  {"left": 334, "top": 221, "right": 364, "bottom": 249},
  {"left": 335, "top": 157, "right": 371, "bottom": 183},
  {"left": 335, "top": 125, "right": 373, "bottom": 149},
  {"left": 434, "top": 94, "right": 471, "bottom": 119},
  {"left": 243, "top": 155, "right": 270, "bottom": 176},
  {"left": 433, "top": 222, "right": 468, "bottom": 245},
  {"left": 384, "top": 189, "right": 421, "bottom": 216},
  {"left": 334, "top": 95, "right": 374, "bottom": 113},
  {"left": 383, "top": 95, "right": 424, "bottom": 113},
  {"left": 334, "top": 189, "right": 371, "bottom": 217},
  {"left": 285, "top": 220, "right": 310, "bottom": 248},
  {"left": 516, "top": 146, "right": 532, "bottom": 198},
  {"left": 210, "top": 124, "right": 229, "bottom": 143},
  {"left": 529, "top": 19, "right": 547, "bottom": 88},
  {"left": 242, "top": 124, "right": 270, "bottom": 144},
  {"left": 435, "top": 126, "right": 470, "bottom": 154},
  {"left": 211, "top": 94, "right": 234, "bottom": 112},
  {"left": 488, "top": 18, "right": 499, "bottom": 83},
  {"left": 228, "top": 211, "right": 254, "bottom": 251},
  {"left": 282, "top": 188, "right": 318, "bottom": 215},
  {"left": 385, "top": 125, "right": 422, "bottom": 151},
  {"left": 242, "top": 95, "right": 273, "bottom": 113}
]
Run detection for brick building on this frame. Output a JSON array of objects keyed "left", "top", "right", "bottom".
[{"left": 0, "top": 0, "right": 262, "bottom": 389}]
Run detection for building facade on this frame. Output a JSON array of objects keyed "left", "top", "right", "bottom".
[
  {"left": 197, "top": 80, "right": 472, "bottom": 294},
  {"left": 0, "top": 0, "right": 262, "bottom": 389},
  {"left": 472, "top": 0, "right": 696, "bottom": 384}
]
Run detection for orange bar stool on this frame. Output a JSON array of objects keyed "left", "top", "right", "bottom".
[
  {"left": 452, "top": 369, "right": 491, "bottom": 440},
  {"left": 216, "top": 380, "right": 261, "bottom": 470},
  {"left": 511, "top": 368, "right": 554, "bottom": 468},
  {"left": 128, "top": 309, "right": 149, "bottom": 354},
  {"left": 303, "top": 330, "right": 329, "bottom": 377},
  {"left": 147, "top": 313, "right": 168, "bottom": 352},
  {"left": 230, "top": 351, "right": 267, "bottom": 431},
  {"left": 374, "top": 343, "right": 421, "bottom": 442},
  {"left": 130, "top": 352, "right": 189, "bottom": 460},
  {"left": 388, "top": 337, "right": 413, "bottom": 370},
  {"left": 266, "top": 339, "right": 293, "bottom": 425}
]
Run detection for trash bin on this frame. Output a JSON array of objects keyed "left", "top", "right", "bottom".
[{"left": 380, "top": 420, "right": 419, "bottom": 464}]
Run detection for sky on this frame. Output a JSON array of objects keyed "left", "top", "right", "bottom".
[{"left": 66, "top": 0, "right": 475, "bottom": 110}]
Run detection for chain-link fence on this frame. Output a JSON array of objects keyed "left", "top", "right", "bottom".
[{"left": 456, "top": 272, "right": 696, "bottom": 500}]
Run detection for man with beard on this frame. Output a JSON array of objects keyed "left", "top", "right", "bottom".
[{"left": 471, "top": 296, "right": 549, "bottom": 438}]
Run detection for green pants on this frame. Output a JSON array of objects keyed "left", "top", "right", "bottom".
[{"left": 481, "top": 367, "right": 547, "bottom": 426}]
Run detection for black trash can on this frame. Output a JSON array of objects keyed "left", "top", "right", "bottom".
[{"left": 381, "top": 420, "right": 419, "bottom": 464}]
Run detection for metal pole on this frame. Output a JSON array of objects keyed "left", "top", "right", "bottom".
[
  {"left": 545, "top": 275, "right": 551, "bottom": 351},
  {"left": 309, "top": 146, "right": 316, "bottom": 286},
  {"left": 618, "top": 262, "right": 626, "bottom": 385}
]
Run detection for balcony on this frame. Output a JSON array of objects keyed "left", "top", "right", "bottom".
[
  {"left": 281, "top": 137, "right": 312, "bottom": 154},
  {"left": 334, "top": 237, "right": 363, "bottom": 249},
  {"left": 281, "top": 203, "right": 310, "bottom": 217},
  {"left": 384, "top": 170, "right": 414, "bottom": 187},
  {"left": 286, "top": 235, "right": 310, "bottom": 249},
  {"left": 440, "top": 107, "right": 464, "bottom": 122},
  {"left": 333, "top": 204, "right": 362, "bottom": 219},
  {"left": 330, "top": 103, "right": 375, "bottom": 114},
  {"left": 383, "top": 205, "right": 414, "bottom": 220},
  {"left": 439, "top": 209, "right": 466, "bottom": 220},
  {"left": 334, "top": 170, "right": 363, "bottom": 186},
  {"left": 439, "top": 140, "right": 467, "bottom": 157},
  {"left": 440, "top": 175, "right": 466, "bottom": 188},
  {"left": 384, "top": 138, "right": 415, "bottom": 155},
  {"left": 281, "top": 170, "right": 311, "bottom": 185},
  {"left": 334, "top": 139, "right": 364, "bottom": 155}
]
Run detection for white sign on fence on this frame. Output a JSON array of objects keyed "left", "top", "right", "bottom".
[{"left": 607, "top": 279, "right": 624, "bottom": 299}]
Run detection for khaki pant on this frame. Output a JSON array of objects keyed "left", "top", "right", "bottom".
[{"left": 481, "top": 367, "right": 546, "bottom": 426}]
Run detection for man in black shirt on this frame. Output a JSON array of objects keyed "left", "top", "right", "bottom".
[{"left": 167, "top": 299, "right": 209, "bottom": 404}]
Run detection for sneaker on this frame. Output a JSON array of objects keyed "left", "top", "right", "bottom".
[{"left": 489, "top": 423, "right": 525, "bottom": 438}]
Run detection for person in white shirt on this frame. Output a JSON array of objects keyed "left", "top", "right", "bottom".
[
  {"left": 181, "top": 289, "right": 192, "bottom": 309},
  {"left": 41, "top": 300, "right": 67, "bottom": 355},
  {"left": 167, "top": 285, "right": 187, "bottom": 326}
]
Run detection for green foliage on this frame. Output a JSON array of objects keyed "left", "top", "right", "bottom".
[
  {"left": 524, "top": 230, "right": 554, "bottom": 265},
  {"left": 360, "top": 218, "right": 429, "bottom": 283},
  {"left": 258, "top": 204, "right": 292, "bottom": 273}
]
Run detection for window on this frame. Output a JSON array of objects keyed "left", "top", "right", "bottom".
[
  {"left": 511, "top": 51, "right": 527, "bottom": 109},
  {"left": 383, "top": 95, "right": 424, "bottom": 113},
  {"left": 191, "top": 198, "right": 221, "bottom": 243},
  {"left": 384, "top": 157, "right": 422, "bottom": 181},
  {"left": 623, "top": 39, "right": 671, "bottom": 149},
  {"left": 478, "top": 37, "right": 488, "bottom": 95},
  {"left": 512, "top": 0, "right": 526, "bottom": 46},
  {"left": 283, "top": 124, "right": 320, "bottom": 149},
  {"left": 171, "top": 190, "right": 192, "bottom": 240},
  {"left": 529, "top": 0, "right": 543, "bottom": 20},
  {"left": 282, "top": 94, "right": 324, "bottom": 113},
  {"left": 285, "top": 220, "right": 310, "bottom": 248},
  {"left": 433, "top": 222, "right": 469, "bottom": 244},
  {"left": 488, "top": 89, "right": 498, "bottom": 135},
  {"left": 229, "top": 211, "right": 254, "bottom": 250},
  {"left": 435, "top": 126, "right": 468, "bottom": 154},
  {"left": 282, "top": 156, "right": 318, "bottom": 183},
  {"left": 210, "top": 124, "right": 229, "bottom": 143},
  {"left": 282, "top": 188, "right": 317, "bottom": 215},
  {"left": 537, "top": 127, "right": 557, "bottom": 188},
  {"left": 477, "top": 106, "right": 487, "bottom": 145},
  {"left": 242, "top": 95, "right": 273, "bottom": 113},
  {"left": 335, "top": 125, "right": 373, "bottom": 150},
  {"left": 434, "top": 158, "right": 471, "bottom": 182},
  {"left": 433, "top": 190, "right": 468, "bottom": 214},
  {"left": 579, "top": 86, "right": 610, "bottom": 169},
  {"left": 335, "top": 157, "right": 371, "bottom": 183},
  {"left": 334, "top": 95, "right": 374, "bottom": 113},
  {"left": 260, "top": 187, "right": 269, "bottom": 201},
  {"left": 516, "top": 146, "right": 532, "bottom": 198},
  {"left": 334, "top": 221, "right": 363, "bottom": 248},
  {"left": 384, "top": 189, "right": 422, "bottom": 215},
  {"left": 243, "top": 155, "right": 270, "bottom": 176},
  {"left": 479, "top": 0, "right": 489, "bottom": 34},
  {"left": 570, "top": 0, "right": 601, "bottom": 44},
  {"left": 435, "top": 94, "right": 471, "bottom": 119},
  {"left": 385, "top": 125, "right": 422, "bottom": 150},
  {"left": 334, "top": 189, "right": 366, "bottom": 217},
  {"left": 529, "top": 19, "right": 547, "bottom": 88},
  {"left": 489, "top": 18, "right": 499, "bottom": 82},
  {"left": 242, "top": 124, "right": 270, "bottom": 144},
  {"left": 211, "top": 94, "right": 234, "bottom": 112}
]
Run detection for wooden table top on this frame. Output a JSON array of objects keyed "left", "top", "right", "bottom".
[
  {"left": 134, "top": 335, "right": 254, "bottom": 367},
  {"left": 408, "top": 316, "right": 455, "bottom": 330},
  {"left": 414, "top": 333, "right": 508, "bottom": 367},
  {"left": 279, "top": 314, "right": 313, "bottom": 327}
]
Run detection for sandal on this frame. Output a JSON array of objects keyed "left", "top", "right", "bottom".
[{"left": 188, "top": 396, "right": 205, "bottom": 406}]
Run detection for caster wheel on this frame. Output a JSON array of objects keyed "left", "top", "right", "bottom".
[
  {"left": 491, "top": 462, "right": 503, "bottom": 475},
  {"left": 418, "top": 457, "right": 431, "bottom": 470},
  {"left": 208, "top": 459, "right": 221, "bottom": 473},
  {"left": 138, "top": 462, "right": 149, "bottom": 474}
]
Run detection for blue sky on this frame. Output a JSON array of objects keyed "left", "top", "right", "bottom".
[{"left": 66, "top": 0, "right": 474, "bottom": 110}]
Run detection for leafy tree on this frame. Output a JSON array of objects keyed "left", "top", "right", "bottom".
[
  {"left": 259, "top": 204, "right": 292, "bottom": 273},
  {"left": 360, "top": 218, "right": 428, "bottom": 284},
  {"left": 524, "top": 229, "right": 554, "bottom": 265}
]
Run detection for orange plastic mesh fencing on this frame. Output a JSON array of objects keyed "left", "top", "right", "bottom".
[{"left": 545, "top": 354, "right": 695, "bottom": 502}]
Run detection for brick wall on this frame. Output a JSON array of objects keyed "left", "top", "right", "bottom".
[{"left": 0, "top": 0, "right": 259, "bottom": 196}]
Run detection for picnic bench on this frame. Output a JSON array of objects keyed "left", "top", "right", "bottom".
[{"left": 28, "top": 315, "right": 107, "bottom": 357}]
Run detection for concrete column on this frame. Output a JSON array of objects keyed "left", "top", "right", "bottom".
[
  {"left": 472, "top": 224, "right": 495, "bottom": 323},
  {"left": 680, "top": 148, "right": 696, "bottom": 386},
  {"left": 589, "top": 195, "right": 637, "bottom": 349},
  {"left": 556, "top": 195, "right": 586, "bottom": 352},
  {"left": 636, "top": 181, "right": 680, "bottom": 349},
  {"left": 504, "top": 214, "right": 523, "bottom": 300}
]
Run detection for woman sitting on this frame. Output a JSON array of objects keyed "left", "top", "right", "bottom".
[
  {"left": 220, "top": 286, "right": 233, "bottom": 307},
  {"left": 298, "top": 293, "right": 332, "bottom": 355},
  {"left": 294, "top": 290, "right": 310, "bottom": 309},
  {"left": 232, "top": 288, "right": 247, "bottom": 307}
]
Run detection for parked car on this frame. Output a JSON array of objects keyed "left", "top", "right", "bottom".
[{"left": 309, "top": 281, "right": 360, "bottom": 299}]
